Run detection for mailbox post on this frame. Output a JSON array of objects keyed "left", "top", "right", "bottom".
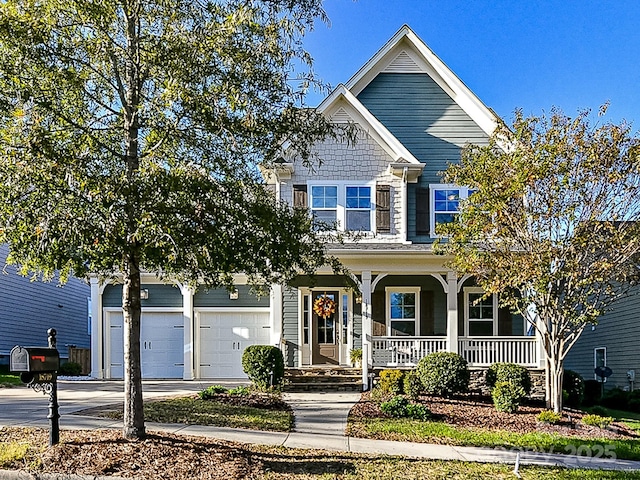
[{"left": 10, "top": 328, "right": 60, "bottom": 446}]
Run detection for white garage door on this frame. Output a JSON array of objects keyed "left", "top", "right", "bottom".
[
  {"left": 107, "top": 311, "right": 184, "bottom": 379},
  {"left": 198, "top": 310, "right": 271, "bottom": 378}
]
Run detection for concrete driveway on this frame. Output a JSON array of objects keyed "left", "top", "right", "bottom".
[{"left": 0, "top": 379, "right": 243, "bottom": 428}]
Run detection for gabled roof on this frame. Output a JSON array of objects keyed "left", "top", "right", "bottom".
[
  {"left": 345, "top": 25, "right": 498, "bottom": 137},
  {"left": 317, "top": 85, "right": 424, "bottom": 182}
]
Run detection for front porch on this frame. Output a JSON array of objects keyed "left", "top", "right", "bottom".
[{"left": 370, "top": 336, "right": 539, "bottom": 368}]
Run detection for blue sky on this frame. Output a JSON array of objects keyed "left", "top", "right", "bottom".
[{"left": 301, "top": 1, "right": 640, "bottom": 126}]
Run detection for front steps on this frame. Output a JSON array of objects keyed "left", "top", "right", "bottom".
[{"left": 284, "top": 367, "right": 364, "bottom": 392}]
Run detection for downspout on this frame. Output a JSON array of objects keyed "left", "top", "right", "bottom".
[{"left": 401, "top": 167, "right": 408, "bottom": 242}]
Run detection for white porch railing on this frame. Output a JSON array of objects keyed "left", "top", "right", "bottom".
[
  {"left": 371, "top": 336, "right": 538, "bottom": 368},
  {"left": 371, "top": 336, "right": 447, "bottom": 366},
  {"left": 458, "top": 337, "right": 538, "bottom": 367}
]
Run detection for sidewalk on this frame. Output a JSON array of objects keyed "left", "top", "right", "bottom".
[{"left": 1, "top": 381, "right": 640, "bottom": 474}]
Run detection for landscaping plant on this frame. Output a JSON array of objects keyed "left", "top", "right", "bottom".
[
  {"left": 417, "top": 352, "right": 469, "bottom": 397},
  {"left": 491, "top": 381, "right": 526, "bottom": 413},
  {"left": 486, "top": 362, "right": 532, "bottom": 395},
  {"left": 241, "top": 345, "right": 285, "bottom": 391}
]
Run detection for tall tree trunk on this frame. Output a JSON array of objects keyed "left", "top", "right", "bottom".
[{"left": 122, "top": 252, "right": 145, "bottom": 439}]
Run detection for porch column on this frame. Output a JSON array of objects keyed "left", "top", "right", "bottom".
[
  {"left": 446, "top": 271, "right": 459, "bottom": 354},
  {"left": 361, "top": 271, "right": 372, "bottom": 365},
  {"left": 270, "top": 284, "right": 283, "bottom": 348},
  {"left": 89, "top": 276, "right": 103, "bottom": 379},
  {"left": 180, "top": 285, "right": 195, "bottom": 380}
]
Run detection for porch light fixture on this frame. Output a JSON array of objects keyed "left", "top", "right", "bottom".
[
  {"left": 229, "top": 289, "right": 239, "bottom": 300},
  {"left": 355, "top": 295, "right": 362, "bottom": 304},
  {"left": 140, "top": 289, "right": 149, "bottom": 300}
]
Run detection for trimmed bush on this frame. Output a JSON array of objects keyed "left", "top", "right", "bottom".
[
  {"left": 486, "top": 363, "right": 531, "bottom": 395},
  {"left": 380, "top": 395, "right": 409, "bottom": 418},
  {"left": 417, "top": 352, "right": 469, "bottom": 397},
  {"left": 58, "top": 362, "right": 82, "bottom": 376},
  {"left": 583, "top": 379, "right": 602, "bottom": 406},
  {"left": 582, "top": 414, "right": 614, "bottom": 429},
  {"left": 405, "top": 403, "right": 432, "bottom": 421},
  {"left": 378, "top": 369, "right": 405, "bottom": 395},
  {"left": 562, "top": 369, "right": 585, "bottom": 407},
  {"left": 198, "top": 385, "right": 228, "bottom": 399},
  {"left": 537, "top": 410, "right": 562, "bottom": 424},
  {"left": 379, "top": 395, "right": 431, "bottom": 421},
  {"left": 491, "top": 381, "right": 526, "bottom": 413},
  {"left": 241, "top": 345, "right": 285, "bottom": 391},
  {"left": 601, "top": 388, "right": 629, "bottom": 410},
  {"left": 403, "top": 370, "right": 424, "bottom": 400},
  {"left": 590, "top": 405, "right": 609, "bottom": 416}
]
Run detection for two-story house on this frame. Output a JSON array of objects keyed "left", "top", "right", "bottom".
[{"left": 89, "top": 25, "right": 543, "bottom": 381}]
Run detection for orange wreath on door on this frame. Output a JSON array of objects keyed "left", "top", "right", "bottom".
[{"left": 313, "top": 293, "right": 336, "bottom": 319}]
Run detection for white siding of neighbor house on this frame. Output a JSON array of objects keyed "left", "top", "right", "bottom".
[{"left": 281, "top": 129, "right": 404, "bottom": 242}]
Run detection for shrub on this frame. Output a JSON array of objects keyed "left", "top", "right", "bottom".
[
  {"left": 583, "top": 379, "right": 602, "bottom": 406},
  {"left": 486, "top": 363, "right": 531, "bottom": 395},
  {"left": 403, "top": 370, "right": 424, "bottom": 400},
  {"left": 582, "top": 414, "right": 614, "bottom": 429},
  {"left": 198, "top": 385, "right": 228, "bottom": 399},
  {"left": 379, "top": 395, "right": 431, "bottom": 421},
  {"left": 601, "top": 388, "right": 629, "bottom": 410},
  {"left": 380, "top": 395, "right": 409, "bottom": 418},
  {"left": 405, "top": 403, "right": 432, "bottom": 421},
  {"left": 58, "top": 362, "right": 82, "bottom": 376},
  {"left": 491, "top": 381, "right": 526, "bottom": 413},
  {"left": 417, "top": 352, "right": 469, "bottom": 397},
  {"left": 590, "top": 405, "right": 609, "bottom": 416},
  {"left": 241, "top": 345, "right": 285, "bottom": 391},
  {"left": 378, "top": 369, "right": 405, "bottom": 396},
  {"left": 228, "top": 386, "right": 250, "bottom": 396},
  {"left": 562, "top": 369, "right": 585, "bottom": 407},
  {"left": 537, "top": 410, "right": 562, "bottom": 424},
  {"left": 370, "top": 385, "right": 394, "bottom": 404}
]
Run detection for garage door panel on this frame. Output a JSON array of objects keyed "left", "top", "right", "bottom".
[
  {"left": 198, "top": 311, "right": 271, "bottom": 378},
  {"left": 107, "top": 311, "right": 184, "bottom": 379}
]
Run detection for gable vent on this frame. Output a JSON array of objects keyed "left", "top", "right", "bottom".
[
  {"left": 331, "top": 107, "right": 352, "bottom": 123},
  {"left": 384, "top": 51, "right": 423, "bottom": 73}
]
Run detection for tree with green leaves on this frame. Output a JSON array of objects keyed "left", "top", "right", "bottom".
[
  {"left": 0, "top": 0, "right": 353, "bottom": 439},
  {"left": 440, "top": 107, "right": 640, "bottom": 413}
]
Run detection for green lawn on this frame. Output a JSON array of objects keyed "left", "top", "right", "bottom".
[
  {"left": 585, "top": 406, "right": 640, "bottom": 433},
  {"left": 98, "top": 395, "right": 294, "bottom": 432},
  {"left": 350, "top": 417, "right": 640, "bottom": 461},
  {"left": 0, "top": 373, "right": 21, "bottom": 387}
]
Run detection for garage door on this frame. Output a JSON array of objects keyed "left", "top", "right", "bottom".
[
  {"left": 198, "top": 310, "right": 271, "bottom": 378},
  {"left": 107, "top": 312, "right": 184, "bottom": 379}
]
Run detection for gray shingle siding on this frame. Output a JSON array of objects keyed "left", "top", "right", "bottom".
[
  {"left": 564, "top": 287, "right": 640, "bottom": 390},
  {"left": 356, "top": 73, "right": 490, "bottom": 243},
  {"left": 282, "top": 287, "right": 299, "bottom": 367},
  {"left": 0, "top": 244, "right": 90, "bottom": 360},
  {"left": 103, "top": 284, "right": 183, "bottom": 308},
  {"left": 194, "top": 285, "right": 269, "bottom": 308}
]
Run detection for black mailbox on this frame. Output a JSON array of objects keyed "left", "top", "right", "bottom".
[{"left": 10, "top": 346, "right": 59, "bottom": 373}]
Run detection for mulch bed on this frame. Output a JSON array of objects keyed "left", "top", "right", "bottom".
[{"left": 348, "top": 392, "right": 639, "bottom": 440}]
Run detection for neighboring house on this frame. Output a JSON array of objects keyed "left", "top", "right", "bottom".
[
  {"left": 0, "top": 244, "right": 90, "bottom": 365},
  {"left": 564, "top": 287, "right": 640, "bottom": 390},
  {"left": 90, "top": 25, "right": 544, "bottom": 380}
]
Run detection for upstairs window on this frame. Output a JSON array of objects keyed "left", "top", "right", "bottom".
[
  {"left": 346, "top": 186, "right": 371, "bottom": 231},
  {"left": 429, "top": 185, "right": 474, "bottom": 237},
  {"left": 311, "top": 185, "right": 338, "bottom": 227},
  {"left": 309, "top": 183, "right": 373, "bottom": 232}
]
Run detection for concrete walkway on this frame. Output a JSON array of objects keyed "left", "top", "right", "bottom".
[{"left": 1, "top": 380, "right": 640, "bottom": 474}]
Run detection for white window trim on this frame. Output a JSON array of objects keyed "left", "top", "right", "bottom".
[
  {"left": 594, "top": 346, "right": 607, "bottom": 382},
  {"left": 386, "top": 287, "right": 420, "bottom": 336},
  {"left": 429, "top": 184, "right": 474, "bottom": 237},
  {"left": 308, "top": 181, "right": 375, "bottom": 232},
  {"left": 464, "top": 287, "right": 498, "bottom": 336}
]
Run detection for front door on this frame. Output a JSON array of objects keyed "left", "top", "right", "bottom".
[{"left": 311, "top": 291, "right": 339, "bottom": 364}]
